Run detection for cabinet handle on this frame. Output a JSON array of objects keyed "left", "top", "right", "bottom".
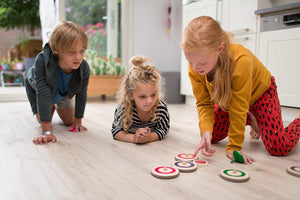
[
  {"left": 234, "top": 37, "right": 250, "bottom": 42},
  {"left": 232, "top": 28, "right": 250, "bottom": 35}
]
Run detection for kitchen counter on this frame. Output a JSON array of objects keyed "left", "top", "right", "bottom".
[{"left": 255, "top": 2, "right": 300, "bottom": 15}]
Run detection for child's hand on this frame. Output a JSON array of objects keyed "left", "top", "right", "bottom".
[
  {"left": 134, "top": 127, "right": 150, "bottom": 143},
  {"left": 227, "top": 150, "right": 255, "bottom": 164},
  {"left": 69, "top": 123, "right": 88, "bottom": 132},
  {"left": 33, "top": 135, "right": 57, "bottom": 145},
  {"left": 193, "top": 131, "right": 215, "bottom": 157},
  {"left": 69, "top": 118, "right": 88, "bottom": 132}
]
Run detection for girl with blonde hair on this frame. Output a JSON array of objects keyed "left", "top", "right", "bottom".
[
  {"left": 111, "top": 55, "right": 170, "bottom": 143},
  {"left": 181, "top": 16, "right": 300, "bottom": 163}
]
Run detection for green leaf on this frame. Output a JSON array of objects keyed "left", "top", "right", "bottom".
[{"left": 0, "top": 0, "right": 40, "bottom": 32}]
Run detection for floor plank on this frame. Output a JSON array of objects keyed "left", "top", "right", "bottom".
[{"left": 0, "top": 100, "right": 299, "bottom": 200}]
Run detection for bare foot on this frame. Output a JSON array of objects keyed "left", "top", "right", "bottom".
[
  {"left": 250, "top": 129, "right": 260, "bottom": 139},
  {"left": 248, "top": 112, "right": 260, "bottom": 139}
]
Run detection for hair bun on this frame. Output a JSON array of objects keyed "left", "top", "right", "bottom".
[
  {"left": 130, "top": 55, "right": 146, "bottom": 67},
  {"left": 129, "top": 55, "right": 154, "bottom": 68}
]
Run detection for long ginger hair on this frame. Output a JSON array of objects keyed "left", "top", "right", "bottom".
[
  {"left": 117, "top": 55, "right": 163, "bottom": 130},
  {"left": 181, "top": 16, "right": 233, "bottom": 109}
]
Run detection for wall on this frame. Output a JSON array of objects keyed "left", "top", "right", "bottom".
[
  {"left": 0, "top": 28, "right": 41, "bottom": 61},
  {"left": 131, "top": 0, "right": 182, "bottom": 72},
  {"left": 121, "top": 0, "right": 184, "bottom": 103}
]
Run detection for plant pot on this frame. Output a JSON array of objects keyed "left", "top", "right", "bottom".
[
  {"left": 8, "top": 78, "right": 15, "bottom": 83},
  {"left": 87, "top": 75, "right": 123, "bottom": 96},
  {"left": 15, "top": 63, "right": 24, "bottom": 70},
  {"left": 2, "top": 63, "right": 9, "bottom": 70}
]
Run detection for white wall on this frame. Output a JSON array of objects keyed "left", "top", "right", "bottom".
[{"left": 130, "top": 0, "right": 182, "bottom": 72}]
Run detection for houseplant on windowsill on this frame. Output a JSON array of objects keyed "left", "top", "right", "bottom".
[{"left": 85, "top": 49, "right": 125, "bottom": 98}]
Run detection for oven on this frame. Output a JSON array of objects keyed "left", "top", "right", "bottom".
[{"left": 257, "top": 6, "right": 300, "bottom": 108}]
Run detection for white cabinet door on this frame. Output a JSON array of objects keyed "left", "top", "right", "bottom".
[
  {"left": 233, "top": 33, "right": 256, "bottom": 55},
  {"left": 221, "top": 0, "right": 258, "bottom": 56},
  {"left": 221, "top": 0, "right": 258, "bottom": 33},
  {"left": 259, "top": 28, "right": 300, "bottom": 108},
  {"left": 181, "top": 0, "right": 217, "bottom": 96}
]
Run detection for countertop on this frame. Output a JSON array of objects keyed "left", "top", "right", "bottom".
[{"left": 255, "top": 2, "right": 300, "bottom": 15}]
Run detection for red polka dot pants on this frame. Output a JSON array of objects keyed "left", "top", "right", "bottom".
[{"left": 211, "top": 77, "right": 300, "bottom": 156}]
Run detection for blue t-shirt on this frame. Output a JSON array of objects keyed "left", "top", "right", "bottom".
[{"left": 51, "top": 66, "right": 73, "bottom": 104}]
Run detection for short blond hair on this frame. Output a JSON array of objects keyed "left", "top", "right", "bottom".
[{"left": 49, "top": 20, "right": 88, "bottom": 53}]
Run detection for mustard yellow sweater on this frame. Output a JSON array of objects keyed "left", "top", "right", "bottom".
[{"left": 188, "top": 43, "right": 271, "bottom": 154}]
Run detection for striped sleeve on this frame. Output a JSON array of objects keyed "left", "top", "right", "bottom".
[
  {"left": 111, "top": 104, "right": 125, "bottom": 138},
  {"left": 154, "top": 100, "right": 170, "bottom": 140}
]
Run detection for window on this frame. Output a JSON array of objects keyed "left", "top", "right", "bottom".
[{"left": 65, "top": 0, "right": 121, "bottom": 58}]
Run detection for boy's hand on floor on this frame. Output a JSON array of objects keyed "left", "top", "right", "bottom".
[{"left": 33, "top": 135, "right": 57, "bottom": 145}]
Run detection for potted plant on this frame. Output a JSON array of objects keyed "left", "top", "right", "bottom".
[
  {"left": 85, "top": 50, "right": 126, "bottom": 98},
  {"left": 11, "top": 58, "right": 24, "bottom": 70},
  {"left": 6, "top": 75, "right": 15, "bottom": 84}
]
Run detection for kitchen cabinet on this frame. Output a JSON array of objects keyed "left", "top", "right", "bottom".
[
  {"left": 181, "top": 0, "right": 218, "bottom": 96},
  {"left": 233, "top": 33, "right": 256, "bottom": 54},
  {"left": 259, "top": 28, "right": 300, "bottom": 108},
  {"left": 221, "top": 0, "right": 258, "bottom": 33},
  {"left": 221, "top": 0, "right": 258, "bottom": 55}
]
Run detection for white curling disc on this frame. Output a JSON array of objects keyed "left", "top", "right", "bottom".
[
  {"left": 287, "top": 166, "right": 300, "bottom": 177},
  {"left": 175, "top": 153, "right": 198, "bottom": 162},
  {"left": 194, "top": 159, "right": 208, "bottom": 167},
  {"left": 151, "top": 166, "right": 179, "bottom": 179},
  {"left": 173, "top": 161, "right": 198, "bottom": 172},
  {"left": 220, "top": 168, "right": 250, "bottom": 182}
]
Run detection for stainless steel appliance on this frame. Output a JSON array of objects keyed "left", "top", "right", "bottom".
[{"left": 260, "top": 8, "right": 300, "bottom": 32}]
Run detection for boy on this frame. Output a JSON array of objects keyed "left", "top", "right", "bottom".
[{"left": 25, "top": 20, "right": 90, "bottom": 144}]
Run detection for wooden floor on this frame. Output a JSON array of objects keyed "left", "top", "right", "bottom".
[{"left": 0, "top": 99, "right": 299, "bottom": 200}]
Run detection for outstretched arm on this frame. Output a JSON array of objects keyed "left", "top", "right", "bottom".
[{"left": 194, "top": 131, "right": 216, "bottom": 157}]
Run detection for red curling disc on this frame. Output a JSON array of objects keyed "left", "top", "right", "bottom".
[
  {"left": 151, "top": 166, "right": 179, "bottom": 179},
  {"left": 154, "top": 166, "right": 176, "bottom": 174},
  {"left": 194, "top": 159, "right": 208, "bottom": 167},
  {"left": 175, "top": 153, "right": 198, "bottom": 162},
  {"left": 195, "top": 160, "right": 206, "bottom": 164}
]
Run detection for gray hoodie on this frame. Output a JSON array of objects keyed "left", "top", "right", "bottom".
[{"left": 25, "top": 43, "right": 90, "bottom": 122}]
